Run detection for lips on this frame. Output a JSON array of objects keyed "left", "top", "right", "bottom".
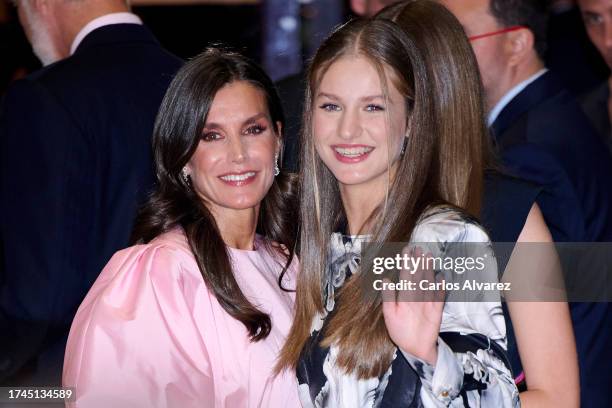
[
  {"left": 218, "top": 171, "right": 257, "bottom": 186},
  {"left": 331, "top": 144, "right": 374, "bottom": 163}
]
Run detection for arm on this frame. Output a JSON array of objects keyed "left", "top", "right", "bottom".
[
  {"left": 0, "top": 79, "right": 95, "bottom": 381},
  {"left": 385, "top": 211, "right": 519, "bottom": 406},
  {"left": 508, "top": 203, "right": 579, "bottom": 407},
  {"left": 63, "top": 244, "right": 214, "bottom": 407}
]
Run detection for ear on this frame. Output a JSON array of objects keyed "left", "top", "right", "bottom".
[
  {"left": 350, "top": 0, "right": 367, "bottom": 16},
  {"left": 506, "top": 28, "right": 536, "bottom": 67},
  {"left": 33, "top": 0, "right": 51, "bottom": 16}
]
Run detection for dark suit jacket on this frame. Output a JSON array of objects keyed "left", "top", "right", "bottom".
[
  {"left": 492, "top": 72, "right": 612, "bottom": 242},
  {"left": 491, "top": 71, "right": 612, "bottom": 407},
  {"left": 0, "top": 23, "right": 182, "bottom": 385},
  {"left": 580, "top": 81, "right": 612, "bottom": 156}
]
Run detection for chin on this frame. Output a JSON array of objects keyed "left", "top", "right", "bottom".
[
  {"left": 328, "top": 169, "right": 377, "bottom": 186},
  {"left": 222, "top": 196, "right": 264, "bottom": 211}
]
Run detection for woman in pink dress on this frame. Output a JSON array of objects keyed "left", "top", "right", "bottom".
[{"left": 63, "top": 48, "right": 301, "bottom": 408}]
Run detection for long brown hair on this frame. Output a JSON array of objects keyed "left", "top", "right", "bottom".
[
  {"left": 277, "top": 1, "right": 489, "bottom": 378},
  {"left": 131, "top": 48, "right": 298, "bottom": 342}
]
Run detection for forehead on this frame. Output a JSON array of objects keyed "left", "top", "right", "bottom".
[
  {"left": 319, "top": 56, "right": 381, "bottom": 88},
  {"left": 317, "top": 55, "right": 402, "bottom": 97},
  {"left": 579, "top": 0, "right": 612, "bottom": 12},
  {"left": 206, "top": 81, "right": 268, "bottom": 121}
]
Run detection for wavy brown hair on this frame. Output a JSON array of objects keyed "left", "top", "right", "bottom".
[
  {"left": 131, "top": 48, "right": 298, "bottom": 342},
  {"left": 277, "top": 0, "right": 489, "bottom": 378}
]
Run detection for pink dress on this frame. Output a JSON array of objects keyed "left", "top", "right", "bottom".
[{"left": 63, "top": 228, "right": 300, "bottom": 408}]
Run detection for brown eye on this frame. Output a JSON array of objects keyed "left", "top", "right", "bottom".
[
  {"left": 245, "top": 125, "right": 266, "bottom": 135},
  {"left": 202, "top": 132, "right": 222, "bottom": 142}
]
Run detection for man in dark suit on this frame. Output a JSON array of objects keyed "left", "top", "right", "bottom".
[
  {"left": 577, "top": 0, "right": 612, "bottom": 155},
  {"left": 441, "top": 0, "right": 612, "bottom": 406},
  {"left": 0, "top": 0, "right": 182, "bottom": 385}
]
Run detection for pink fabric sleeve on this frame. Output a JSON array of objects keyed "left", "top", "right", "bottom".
[{"left": 63, "top": 244, "right": 214, "bottom": 408}]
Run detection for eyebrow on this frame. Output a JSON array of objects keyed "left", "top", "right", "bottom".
[
  {"left": 316, "top": 92, "right": 385, "bottom": 102},
  {"left": 316, "top": 92, "right": 339, "bottom": 101},
  {"left": 204, "top": 112, "right": 268, "bottom": 129}
]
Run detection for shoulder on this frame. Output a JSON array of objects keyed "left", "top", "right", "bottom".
[
  {"left": 102, "top": 228, "right": 197, "bottom": 283},
  {"left": 579, "top": 81, "right": 607, "bottom": 108},
  {"left": 526, "top": 87, "right": 599, "bottom": 145},
  {"left": 10, "top": 38, "right": 179, "bottom": 100},
  {"left": 0, "top": 77, "right": 80, "bottom": 140},
  {"left": 411, "top": 205, "right": 490, "bottom": 244},
  {"left": 77, "top": 228, "right": 201, "bottom": 316},
  {"left": 2, "top": 76, "right": 55, "bottom": 107},
  {"left": 254, "top": 236, "right": 299, "bottom": 271}
]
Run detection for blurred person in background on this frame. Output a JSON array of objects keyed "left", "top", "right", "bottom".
[
  {"left": 578, "top": 0, "right": 612, "bottom": 153},
  {"left": 547, "top": 0, "right": 609, "bottom": 96},
  {"left": 440, "top": 0, "right": 612, "bottom": 406},
  {"left": 0, "top": 0, "right": 182, "bottom": 386}
]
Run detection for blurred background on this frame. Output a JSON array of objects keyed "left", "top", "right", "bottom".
[
  {"left": 0, "top": 0, "right": 348, "bottom": 95},
  {"left": 0, "top": 0, "right": 609, "bottom": 97}
]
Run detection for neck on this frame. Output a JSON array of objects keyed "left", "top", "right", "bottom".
[
  {"left": 211, "top": 206, "right": 260, "bottom": 250},
  {"left": 59, "top": 0, "right": 129, "bottom": 56},
  {"left": 339, "top": 173, "right": 393, "bottom": 236},
  {"left": 488, "top": 55, "right": 545, "bottom": 111}
]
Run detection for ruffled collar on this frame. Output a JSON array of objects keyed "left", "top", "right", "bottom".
[{"left": 323, "top": 233, "right": 370, "bottom": 313}]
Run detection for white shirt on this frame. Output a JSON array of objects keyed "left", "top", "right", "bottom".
[
  {"left": 70, "top": 12, "right": 143, "bottom": 55},
  {"left": 487, "top": 68, "right": 548, "bottom": 127}
]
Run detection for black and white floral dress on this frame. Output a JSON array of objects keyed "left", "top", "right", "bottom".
[{"left": 297, "top": 207, "right": 520, "bottom": 407}]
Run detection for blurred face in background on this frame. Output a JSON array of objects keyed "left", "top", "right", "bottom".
[
  {"left": 185, "top": 81, "right": 280, "bottom": 216},
  {"left": 579, "top": 0, "right": 612, "bottom": 69},
  {"left": 312, "top": 55, "right": 407, "bottom": 191},
  {"left": 440, "top": 0, "right": 515, "bottom": 110},
  {"left": 15, "top": 0, "right": 63, "bottom": 65}
]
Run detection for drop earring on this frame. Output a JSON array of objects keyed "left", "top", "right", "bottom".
[
  {"left": 274, "top": 153, "right": 280, "bottom": 177},
  {"left": 400, "top": 136, "right": 408, "bottom": 156},
  {"left": 181, "top": 167, "right": 191, "bottom": 186}
]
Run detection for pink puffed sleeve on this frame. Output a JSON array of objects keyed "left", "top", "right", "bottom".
[{"left": 63, "top": 243, "right": 214, "bottom": 408}]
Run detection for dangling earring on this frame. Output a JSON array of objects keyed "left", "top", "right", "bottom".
[
  {"left": 274, "top": 153, "right": 280, "bottom": 177},
  {"left": 400, "top": 136, "right": 408, "bottom": 156},
  {"left": 181, "top": 167, "right": 191, "bottom": 186}
]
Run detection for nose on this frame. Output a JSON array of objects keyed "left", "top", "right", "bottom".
[
  {"left": 228, "top": 135, "right": 247, "bottom": 163},
  {"left": 338, "top": 107, "right": 362, "bottom": 140}
]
